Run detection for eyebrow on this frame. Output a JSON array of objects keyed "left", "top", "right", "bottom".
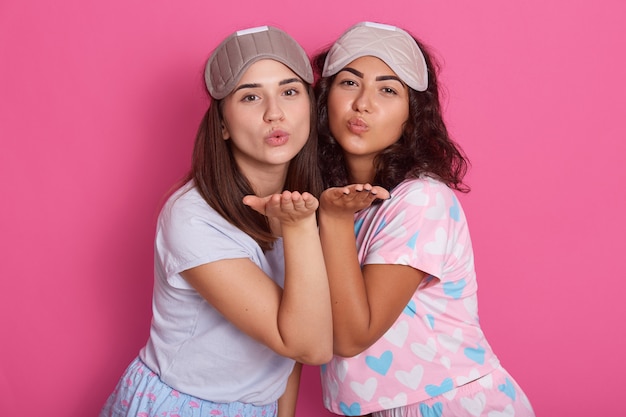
[
  {"left": 338, "top": 67, "right": 405, "bottom": 84},
  {"left": 339, "top": 67, "right": 364, "bottom": 78},
  {"left": 233, "top": 78, "right": 303, "bottom": 93},
  {"left": 279, "top": 78, "right": 303, "bottom": 86},
  {"left": 376, "top": 75, "right": 404, "bottom": 84}
]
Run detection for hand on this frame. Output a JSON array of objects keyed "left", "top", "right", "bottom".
[
  {"left": 320, "top": 183, "right": 390, "bottom": 216},
  {"left": 243, "top": 191, "right": 319, "bottom": 225}
]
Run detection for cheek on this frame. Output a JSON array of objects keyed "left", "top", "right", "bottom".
[
  {"left": 297, "top": 111, "right": 311, "bottom": 137},
  {"left": 291, "top": 98, "right": 311, "bottom": 117},
  {"left": 327, "top": 106, "right": 343, "bottom": 137},
  {"left": 301, "top": 102, "right": 312, "bottom": 122},
  {"left": 391, "top": 104, "right": 409, "bottom": 133},
  {"left": 287, "top": 103, "right": 311, "bottom": 138},
  {"left": 327, "top": 91, "right": 347, "bottom": 122}
]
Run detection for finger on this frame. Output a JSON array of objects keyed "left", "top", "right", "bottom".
[
  {"left": 339, "top": 190, "right": 360, "bottom": 203},
  {"left": 281, "top": 190, "right": 293, "bottom": 201},
  {"left": 242, "top": 195, "right": 267, "bottom": 215},
  {"left": 290, "top": 191, "right": 306, "bottom": 210},
  {"left": 268, "top": 193, "right": 283, "bottom": 211},
  {"left": 353, "top": 184, "right": 374, "bottom": 202},
  {"left": 338, "top": 186, "right": 351, "bottom": 196},
  {"left": 354, "top": 184, "right": 390, "bottom": 202},
  {"left": 371, "top": 185, "right": 391, "bottom": 200},
  {"left": 242, "top": 195, "right": 255, "bottom": 206},
  {"left": 302, "top": 193, "right": 319, "bottom": 210}
]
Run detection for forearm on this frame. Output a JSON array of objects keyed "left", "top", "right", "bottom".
[
  {"left": 319, "top": 211, "right": 373, "bottom": 356},
  {"left": 278, "top": 216, "right": 333, "bottom": 364},
  {"left": 277, "top": 362, "right": 302, "bottom": 417}
]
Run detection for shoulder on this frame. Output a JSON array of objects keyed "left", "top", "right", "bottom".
[
  {"left": 392, "top": 176, "right": 453, "bottom": 193},
  {"left": 388, "top": 177, "right": 455, "bottom": 205},
  {"left": 382, "top": 177, "right": 467, "bottom": 227},
  {"left": 157, "top": 182, "right": 248, "bottom": 245},
  {"left": 155, "top": 183, "right": 264, "bottom": 280},
  {"left": 159, "top": 182, "right": 221, "bottom": 226},
  {"left": 162, "top": 182, "right": 207, "bottom": 214}
]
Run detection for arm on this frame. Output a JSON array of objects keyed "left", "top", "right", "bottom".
[
  {"left": 319, "top": 185, "right": 425, "bottom": 357},
  {"left": 182, "top": 191, "right": 332, "bottom": 364},
  {"left": 277, "top": 362, "right": 302, "bottom": 417}
]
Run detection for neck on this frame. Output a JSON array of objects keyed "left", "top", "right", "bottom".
[
  {"left": 345, "top": 156, "right": 376, "bottom": 185},
  {"left": 245, "top": 165, "right": 289, "bottom": 197}
]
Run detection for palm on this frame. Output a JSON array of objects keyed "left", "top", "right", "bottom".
[{"left": 321, "top": 184, "right": 390, "bottom": 215}]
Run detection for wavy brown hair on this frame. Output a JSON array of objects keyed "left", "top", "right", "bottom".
[
  {"left": 313, "top": 33, "right": 469, "bottom": 193},
  {"left": 183, "top": 83, "right": 322, "bottom": 251}
]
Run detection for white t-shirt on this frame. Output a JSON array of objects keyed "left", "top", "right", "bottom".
[{"left": 140, "top": 182, "right": 294, "bottom": 405}]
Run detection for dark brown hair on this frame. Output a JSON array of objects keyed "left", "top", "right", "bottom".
[
  {"left": 313, "top": 33, "right": 470, "bottom": 193},
  {"left": 183, "top": 83, "right": 322, "bottom": 251}
]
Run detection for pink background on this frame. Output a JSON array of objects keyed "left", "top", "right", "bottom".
[{"left": 1, "top": 0, "right": 624, "bottom": 415}]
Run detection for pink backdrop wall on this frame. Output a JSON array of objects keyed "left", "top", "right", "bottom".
[{"left": 1, "top": 1, "right": 624, "bottom": 415}]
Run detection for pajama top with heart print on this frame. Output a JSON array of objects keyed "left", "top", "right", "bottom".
[{"left": 321, "top": 177, "right": 501, "bottom": 415}]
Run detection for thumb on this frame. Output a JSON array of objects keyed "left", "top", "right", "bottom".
[{"left": 242, "top": 195, "right": 267, "bottom": 215}]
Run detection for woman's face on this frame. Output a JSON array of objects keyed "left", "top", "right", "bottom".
[
  {"left": 327, "top": 56, "right": 409, "bottom": 170},
  {"left": 221, "top": 59, "right": 311, "bottom": 179}
]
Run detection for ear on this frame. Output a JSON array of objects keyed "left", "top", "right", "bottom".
[{"left": 221, "top": 122, "right": 231, "bottom": 140}]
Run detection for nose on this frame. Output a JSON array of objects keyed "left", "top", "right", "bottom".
[
  {"left": 263, "top": 97, "right": 285, "bottom": 122},
  {"left": 353, "top": 87, "right": 372, "bottom": 113}
]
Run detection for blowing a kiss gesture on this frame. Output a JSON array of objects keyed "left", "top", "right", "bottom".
[{"left": 320, "top": 184, "right": 391, "bottom": 219}]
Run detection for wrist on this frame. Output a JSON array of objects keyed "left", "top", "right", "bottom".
[{"left": 319, "top": 208, "right": 354, "bottom": 223}]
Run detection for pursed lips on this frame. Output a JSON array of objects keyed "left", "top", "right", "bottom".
[
  {"left": 348, "top": 117, "right": 369, "bottom": 134},
  {"left": 265, "top": 128, "right": 289, "bottom": 146}
]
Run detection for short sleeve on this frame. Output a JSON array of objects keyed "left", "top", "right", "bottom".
[
  {"left": 358, "top": 178, "right": 467, "bottom": 281},
  {"left": 155, "top": 187, "right": 261, "bottom": 289}
]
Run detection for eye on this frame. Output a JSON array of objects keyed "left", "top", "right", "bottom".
[
  {"left": 241, "top": 94, "right": 259, "bottom": 102},
  {"left": 381, "top": 87, "right": 398, "bottom": 95},
  {"left": 339, "top": 79, "right": 358, "bottom": 87},
  {"left": 283, "top": 87, "right": 300, "bottom": 97}
]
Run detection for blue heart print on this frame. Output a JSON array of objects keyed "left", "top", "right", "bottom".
[
  {"left": 366, "top": 350, "right": 393, "bottom": 375},
  {"left": 426, "top": 314, "right": 435, "bottom": 328},
  {"left": 354, "top": 218, "right": 364, "bottom": 236},
  {"left": 403, "top": 300, "right": 416, "bottom": 317},
  {"left": 407, "top": 231, "right": 419, "bottom": 249},
  {"left": 425, "top": 378, "right": 454, "bottom": 397},
  {"left": 498, "top": 377, "right": 517, "bottom": 401},
  {"left": 419, "top": 402, "right": 443, "bottom": 417},
  {"left": 464, "top": 344, "right": 486, "bottom": 365},
  {"left": 443, "top": 279, "right": 466, "bottom": 299},
  {"left": 339, "top": 402, "right": 362, "bottom": 416},
  {"left": 449, "top": 195, "right": 460, "bottom": 221},
  {"left": 320, "top": 363, "right": 327, "bottom": 373},
  {"left": 375, "top": 217, "right": 387, "bottom": 234}
]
